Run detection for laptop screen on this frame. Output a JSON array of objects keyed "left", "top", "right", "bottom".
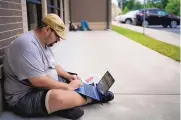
[{"left": 96, "top": 71, "right": 115, "bottom": 94}]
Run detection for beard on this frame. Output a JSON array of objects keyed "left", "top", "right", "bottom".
[
  {"left": 45, "top": 34, "right": 58, "bottom": 47},
  {"left": 46, "top": 41, "right": 58, "bottom": 47},
  {"left": 47, "top": 43, "right": 54, "bottom": 47},
  {"left": 46, "top": 42, "right": 54, "bottom": 47}
]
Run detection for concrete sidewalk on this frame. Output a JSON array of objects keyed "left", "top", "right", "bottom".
[
  {"left": 112, "top": 21, "right": 180, "bottom": 47},
  {"left": 52, "top": 31, "right": 180, "bottom": 120},
  {"left": 0, "top": 31, "right": 179, "bottom": 120}
]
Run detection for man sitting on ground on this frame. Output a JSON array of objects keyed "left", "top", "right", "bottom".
[{"left": 3, "top": 14, "right": 114, "bottom": 119}]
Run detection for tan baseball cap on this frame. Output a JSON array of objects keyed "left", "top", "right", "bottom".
[{"left": 42, "top": 14, "right": 66, "bottom": 40}]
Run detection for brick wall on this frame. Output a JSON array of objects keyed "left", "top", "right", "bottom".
[
  {"left": 0, "top": 0, "right": 25, "bottom": 113},
  {"left": 0, "top": 0, "right": 24, "bottom": 64}
]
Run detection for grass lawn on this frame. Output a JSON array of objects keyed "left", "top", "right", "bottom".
[{"left": 112, "top": 25, "right": 180, "bottom": 62}]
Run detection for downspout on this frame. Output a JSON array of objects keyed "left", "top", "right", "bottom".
[
  {"left": 106, "top": 0, "right": 110, "bottom": 30},
  {"left": 62, "top": 0, "right": 65, "bottom": 23},
  {"left": 69, "top": 0, "right": 72, "bottom": 22}
]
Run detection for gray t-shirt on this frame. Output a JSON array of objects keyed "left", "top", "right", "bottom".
[{"left": 3, "top": 31, "right": 59, "bottom": 106}]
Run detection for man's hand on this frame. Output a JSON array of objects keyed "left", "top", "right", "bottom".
[
  {"left": 69, "top": 74, "right": 81, "bottom": 81},
  {"left": 71, "top": 75, "right": 79, "bottom": 80},
  {"left": 67, "top": 80, "right": 83, "bottom": 90},
  {"left": 55, "top": 64, "right": 82, "bottom": 82},
  {"left": 29, "top": 76, "right": 69, "bottom": 90}
]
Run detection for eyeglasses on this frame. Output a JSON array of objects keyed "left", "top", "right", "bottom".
[{"left": 50, "top": 28, "right": 60, "bottom": 42}]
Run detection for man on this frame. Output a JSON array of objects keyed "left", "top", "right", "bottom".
[
  {"left": 69, "top": 21, "right": 78, "bottom": 31},
  {"left": 81, "top": 20, "right": 92, "bottom": 31},
  {"left": 3, "top": 14, "right": 114, "bottom": 119}
]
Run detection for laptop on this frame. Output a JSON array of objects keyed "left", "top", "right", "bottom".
[{"left": 75, "top": 71, "right": 115, "bottom": 101}]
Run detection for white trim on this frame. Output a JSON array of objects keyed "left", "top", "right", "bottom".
[
  {"left": 0, "top": 45, "right": 8, "bottom": 50},
  {"left": 0, "top": 16, "right": 22, "bottom": 17},
  {"left": 0, "top": 22, "right": 22, "bottom": 26},
  {"left": 0, "top": 55, "right": 4, "bottom": 59},
  {"left": 0, "top": 0, "right": 21, "bottom": 5},
  {"left": 0, "top": 8, "right": 22, "bottom": 11},
  {"left": 0, "top": 35, "right": 19, "bottom": 42},
  {"left": 0, "top": 28, "right": 22, "bottom": 34},
  {"left": 41, "top": 0, "right": 47, "bottom": 17},
  {"left": 0, "top": 35, "right": 18, "bottom": 42}
]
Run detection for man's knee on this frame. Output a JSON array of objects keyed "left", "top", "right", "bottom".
[
  {"left": 49, "top": 89, "right": 79, "bottom": 105},
  {"left": 48, "top": 89, "right": 80, "bottom": 113}
]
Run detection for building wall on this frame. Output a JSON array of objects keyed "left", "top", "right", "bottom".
[
  {"left": 0, "top": 0, "right": 25, "bottom": 113},
  {"left": 0, "top": 0, "right": 25, "bottom": 65},
  {"left": 112, "top": 3, "right": 122, "bottom": 19},
  {"left": 70, "top": 0, "right": 111, "bottom": 30},
  {"left": 22, "top": 0, "right": 28, "bottom": 32}
]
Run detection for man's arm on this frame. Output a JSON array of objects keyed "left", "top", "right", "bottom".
[
  {"left": 55, "top": 64, "right": 73, "bottom": 81},
  {"left": 29, "top": 76, "right": 83, "bottom": 90},
  {"left": 29, "top": 76, "right": 69, "bottom": 90}
]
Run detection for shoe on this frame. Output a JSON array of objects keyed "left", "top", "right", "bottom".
[
  {"left": 88, "top": 83, "right": 114, "bottom": 103},
  {"left": 52, "top": 107, "right": 84, "bottom": 119},
  {"left": 101, "top": 91, "right": 114, "bottom": 103},
  {"left": 89, "top": 91, "right": 114, "bottom": 104},
  {"left": 88, "top": 82, "right": 95, "bottom": 86}
]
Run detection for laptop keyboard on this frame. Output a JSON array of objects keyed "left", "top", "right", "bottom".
[{"left": 83, "top": 83, "right": 97, "bottom": 98}]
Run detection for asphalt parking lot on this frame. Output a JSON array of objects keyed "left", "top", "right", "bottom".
[{"left": 148, "top": 25, "right": 180, "bottom": 35}]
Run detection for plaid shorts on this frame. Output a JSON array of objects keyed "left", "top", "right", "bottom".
[{"left": 11, "top": 89, "right": 49, "bottom": 117}]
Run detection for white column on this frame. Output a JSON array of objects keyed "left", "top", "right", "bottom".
[
  {"left": 60, "top": 0, "right": 63, "bottom": 19},
  {"left": 64, "top": 0, "right": 70, "bottom": 25},
  {"left": 21, "top": 0, "right": 28, "bottom": 32},
  {"left": 42, "top": 0, "right": 47, "bottom": 17},
  {"left": 54, "top": 0, "right": 58, "bottom": 14}
]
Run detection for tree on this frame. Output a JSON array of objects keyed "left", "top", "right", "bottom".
[
  {"left": 122, "top": 6, "right": 130, "bottom": 14},
  {"left": 165, "top": 0, "right": 180, "bottom": 16},
  {"left": 161, "top": 0, "right": 168, "bottom": 9},
  {"left": 122, "top": 0, "right": 143, "bottom": 11},
  {"left": 133, "top": 1, "right": 143, "bottom": 10},
  {"left": 123, "top": 0, "right": 135, "bottom": 10},
  {"left": 121, "top": 0, "right": 168, "bottom": 12},
  {"left": 127, "top": 0, "right": 135, "bottom": 10},
  {"left": 146, "top": 0, "right": 168, "bottom": 9}
]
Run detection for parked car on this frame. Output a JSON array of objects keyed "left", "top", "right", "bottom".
[
  {"left": 118, "top": 10, "right": 139, "bottom": 24},
  {"left": 114, "top": 15, "right": 121, "bottom": 21},
  {"left": 136, "top": 8, "right": 180, "bottom": 28}
]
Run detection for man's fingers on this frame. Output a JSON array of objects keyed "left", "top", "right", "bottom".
[
  {"left": 76, "top": 80, "right": 83, "bottom": 87},
  {"left": 72, "top": 75, "right": 79, "bottom": 80},
  {"left": 77, "top": 76, "right": 81, "bottom": 80},
  {"left": 71, "top": 75, "right": 82, "bottom": 82},
  {"left": 79, "top": 82, "right": 83, "bottom": 86}
]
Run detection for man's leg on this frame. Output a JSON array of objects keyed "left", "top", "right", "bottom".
[
  {"left": 45, "top": 89, "right": 92, "bottom": 119},
  {"left": 81, "top": 20, "right": 86, "bottom": 31},
  {"left": 84, "top": 20, "right": 91, "bottom": 30},
  {"left": 47, "top": 89, "right": 114, "bottom": 113},
  {"left": 46, "top": 89, "right": 88, "bottom": 114},
  {"left": 51, "top": 106, "right": 84, "bottom": 119},
  {"left": 11, "top": 89, "right": 50, "bottom": 117},
  {"left": 11, "top": 89, "right": 87, "bottom": 119}
]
